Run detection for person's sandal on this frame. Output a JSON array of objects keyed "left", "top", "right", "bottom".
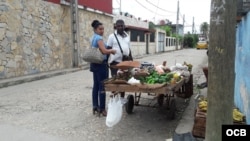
[
  {"left": 93, "top": 108, "right": 98, "bottom": 115},
  {"left": 99, "top": 110, "right": 107, "bottom": 117}
]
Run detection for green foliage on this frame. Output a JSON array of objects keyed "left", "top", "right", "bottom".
[
  {"left": 179, "top": 36, "right": 184, "bottom": 43},
  {"left": 149, "top": 22, "right": 155, "bottom": 29},
  {"left": 183, "top": 33, "right": 199, "bottom": 48},
  {"left": 200, "top": 22, "right": 209, "bottom": 35},
  {"left": 172, "top": 34, "right": 182, "bottom": 42},
  {"left": 193, "top": 34, "right": 199, "bottom": 44},
  {"left": 160, "top": 26, "right": 172, "bottom": 36}
]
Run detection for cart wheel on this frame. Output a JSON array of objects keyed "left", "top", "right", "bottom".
[
  {"left": 167, "top": 99, "right": 176, "bottom": 120},
  {"left": 125, "top": 94, "right": 134, "bottom": 114},
  {"left": 157, "top": 94, "right": 164, "bottom": 107}
]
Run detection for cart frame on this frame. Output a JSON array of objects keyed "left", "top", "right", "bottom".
[{"left": 104, "top": 76, "right": 191, "bottom": 119}]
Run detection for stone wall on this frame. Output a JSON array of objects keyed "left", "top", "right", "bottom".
[
  {"left": 0, "top": 0, "right": 113, "bottom": 79},
  {"left": 0, "top": 0, "right": 72, "bottom": 79}
]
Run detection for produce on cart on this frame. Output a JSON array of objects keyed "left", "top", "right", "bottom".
[{"left": 104, "top": 60, "right": 193, "bottom": 119}]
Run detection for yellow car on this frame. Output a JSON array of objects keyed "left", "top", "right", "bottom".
[{"left": 196, "top": 41, "right": 208, "bottom": 49}]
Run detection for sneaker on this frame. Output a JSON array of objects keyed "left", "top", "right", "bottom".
[{"left": 197, "top": 82, "right": 207, "bottom": 89}]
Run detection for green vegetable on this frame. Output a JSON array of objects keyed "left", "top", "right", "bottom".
[{"left": 137, "top": 71, "right": 177, "bottom": 84}]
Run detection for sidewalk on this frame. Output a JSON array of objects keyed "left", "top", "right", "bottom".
[{"left": 172, "top": 71, "right": 207, "bottom": 141}]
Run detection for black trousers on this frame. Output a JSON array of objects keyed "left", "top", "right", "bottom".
[{"left": 109, "top": 61, "right": 125, "bottom": 98}]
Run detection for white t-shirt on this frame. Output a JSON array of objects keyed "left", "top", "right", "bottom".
[{"left": 107, "top": 31, "right": 130, "bottom": 63}]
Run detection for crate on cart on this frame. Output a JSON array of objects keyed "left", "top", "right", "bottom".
[
  {"left": 192, "top": 108, "right": 206, "bottom": 138},
  {"left": 192, "top": 107, "right": 247, "bottom": 139},
  {"left": 175, "top": 74, "right": 193, "bottom": 98}
]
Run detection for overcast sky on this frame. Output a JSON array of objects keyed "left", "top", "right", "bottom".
[{"left": 113, "top": 0, "right": 211, "bottom": 33}]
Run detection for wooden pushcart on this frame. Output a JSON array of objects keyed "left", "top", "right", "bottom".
[{"left": 104, "top": 75, "right": 193, "bottom": 119}]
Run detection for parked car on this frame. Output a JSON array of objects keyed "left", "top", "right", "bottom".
[{"left": 196, "top": 40, "right": 208, "bottom": 49}]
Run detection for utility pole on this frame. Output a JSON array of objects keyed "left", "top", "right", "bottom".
[
  {"left": 119, "top": 0, "right": 122, "bottom": 13},
  {"left": 70, "top": 0, "right": 80, "bottom": 67},
  {"left": 175, "top": 0, "right": 179, "bottom": 50},
  {"left": 192, "top": 17, "right": 195, "bottom": 34},
  {"left": 182, "top": 14, "right": 185, "bottom": 49},
  {"left": 205, "top": 0, "right": 237, "bottom": 141}
]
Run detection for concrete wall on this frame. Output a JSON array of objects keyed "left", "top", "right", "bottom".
[
  {"left": 148, "top": 43, "right": 156, "bottom": 54},
  {"left": 49, "top": 0, "right": 112, "bottom": 14},
  {"left": 0, "top": 0, "right": 113, "bottom": 79},
  {"left": 130, "top": 31, "right": 178, "bottom": 56},
  {"left": 165, "top": 37, "right": 178, "bottom": 51},
  {"left": 235, "top": 12, "right": 250, "bottom": 124},
  {"left": 130, "top": 42, "right": 146, "bottom": 56},
  {"left": 113, "top": 13, "right": 148, "bottom": 29}
]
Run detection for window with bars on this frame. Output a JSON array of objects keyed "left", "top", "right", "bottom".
[
  {"left": 130, "top": 29, "right": 145, "bottom": 42},
  {"left": 150, "top": 32, "right": 155, "bottom": 42}
]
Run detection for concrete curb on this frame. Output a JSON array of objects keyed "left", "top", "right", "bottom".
[{"left": 0, "top": 68, "right": 83, "bottom": 88}]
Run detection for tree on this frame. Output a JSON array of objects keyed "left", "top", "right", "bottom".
[
  {"left": 184, "top": 35, "right": 193, "bottom": 47},
  {"left": 205, "top": 0, "right": 237, "bottom": 141},
  {"left": 160, "top": 26, "right": 172, "bottom": 36},
  {"left": 149, "top": 21, "right": 155, "bottom": 29},
  {"left": 183, "top": 33, "right": 198, "bottom": 48},
  {"left": 200, "top": 22, "right": 209, "bottom": 40}
]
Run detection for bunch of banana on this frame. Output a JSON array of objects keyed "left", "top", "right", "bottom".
[
  {"left": 198, "top": 100, "right": 208, "bottom": 112},
  {"left": 183, "top": 61, "right": 193, "bottom": 72},
  {"left": 171, "top": 73, "right": 182, "bottom": 84},
  {"left": 198, "top": 96, "right": 207, "bottom": 101},
  {"left": 233, "top": 108, "right": 244, "bottom": 122}
]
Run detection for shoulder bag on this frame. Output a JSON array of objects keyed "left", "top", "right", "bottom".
[
  {"left": 82, "top": 37, "right": 103, "bottom": 64},
  {"left": 114, "top": 33, "right": 133, "bottom": 61}
]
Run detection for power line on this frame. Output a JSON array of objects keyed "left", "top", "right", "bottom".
[
  {"left": 145, "top": 0, "right": 176, "bottom": 14},
  {"left": 154, "top": 0, "right": 160, "bottom": 18},
  {"left": 134, "top": 0, "right": 175, "bottom": 17},
  {"left": 116, "top": 0, "right": 120, "bottom": 5},
  {"left": 179, "top": 12, "right": 183, "bottom": 19},
  {"left": 178, "top": 13, "right": 184, "bottom": 23}
]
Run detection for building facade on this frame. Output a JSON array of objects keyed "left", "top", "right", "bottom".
[{"left": 235, "top": 2, "right": 250, "bottom": 124}]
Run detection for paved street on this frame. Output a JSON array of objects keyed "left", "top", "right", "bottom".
[{"left": 0, "top": 49, "right": 208, "bottom": 141}]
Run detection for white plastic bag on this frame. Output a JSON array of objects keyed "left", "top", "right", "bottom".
[
  {"left": 127, "top": 77, "right": 140, "bottom": 84},
  {"left": 106, "top": 95, "right": 123, "bottom": 127}
]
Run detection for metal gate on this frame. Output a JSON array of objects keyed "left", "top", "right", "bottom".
[{"left": 158, "top": 32, "right": 165, "bottom": 52}]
